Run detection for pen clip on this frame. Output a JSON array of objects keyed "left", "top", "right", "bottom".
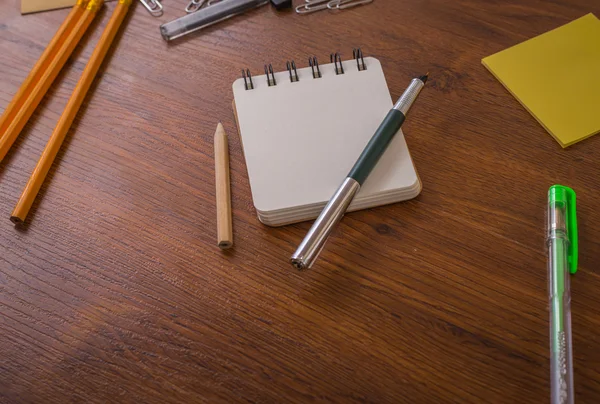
[
  {"left": 564, "top": 186, "right": 578, "bottom": 274},
  {"left": 549, "top": 185, "right": 578, "bottom": 273}
]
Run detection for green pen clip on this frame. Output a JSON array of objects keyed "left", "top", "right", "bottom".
[{"left": 549, "top": 185, "right": 578, "bottom": 273}]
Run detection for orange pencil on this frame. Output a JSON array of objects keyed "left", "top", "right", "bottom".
[
  {"left": 11, "top": 0, "right": 132, "bottom": 224},
  {"left": 0, "top": 0, "right": 89, "bottom": 140},
  {"left": 0, "top": 0, "right": 101, "bottom": 163}
]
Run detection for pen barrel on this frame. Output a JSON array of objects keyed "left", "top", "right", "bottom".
[
  {"left": 347, "top": 109, "right": 405, "bottom": 185},
  {"left": 290, "top": 178, "right": 360, "bottom": 270},
  {"left": 548, "top": 236, "right": 574, "bottom": 404},
  {"left": 160, "top": 0, "right": 269, "bottom": 41},
  {"left": 393, "top": 78, "right": 425, "bottom": 115}
]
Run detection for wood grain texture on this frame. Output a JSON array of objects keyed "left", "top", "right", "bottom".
[{"left": 1, "top": 0, "right": 600, "bottom": 403}]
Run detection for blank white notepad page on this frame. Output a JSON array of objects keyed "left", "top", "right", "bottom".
[{"left": 232, "top": 57, "right": 420, "bottom": 214}]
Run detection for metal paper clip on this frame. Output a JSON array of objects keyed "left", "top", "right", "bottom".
[
  {"left": 327, "top": 0, "right": 373, "bottom": 10},
  {"left": 185, "top": 0, "right": 207, "bottom": 13},
  {"left": 295, "top": 0, "right": 329, "bottom": 14},
  {"left": 296, "top": 0, "right": 373, "bottom": 13},
  {"left": 186, "top": 0, "right": 223, "bottom": 13},
  {"left": 139, "top": 0, "right": 164, "bottom": 16}
]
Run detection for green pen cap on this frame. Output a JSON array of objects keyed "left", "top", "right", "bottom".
[{"left": 548, "top": 185, "right": 578, "bottom": 273}]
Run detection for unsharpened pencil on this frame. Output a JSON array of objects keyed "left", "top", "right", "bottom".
[{"left": 214, "top": 123, "right": 233, "bottom": 250}]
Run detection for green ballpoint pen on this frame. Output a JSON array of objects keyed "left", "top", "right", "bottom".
[{"left": 547, "top": 185, "right": 578, "bottom": 404}]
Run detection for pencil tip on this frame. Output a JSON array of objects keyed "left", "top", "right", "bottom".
[
  {"left": 215, "top": 122, "right": 226, "bottom": 136},
  {"left": 418, "top": 73, "right": 429, "bottom": 84}
]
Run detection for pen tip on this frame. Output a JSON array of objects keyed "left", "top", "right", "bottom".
[{"left": 418, "top": 73, "right": 429, "bottom": 84}]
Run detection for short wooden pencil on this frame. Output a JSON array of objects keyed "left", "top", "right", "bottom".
[
  {"left": 0, "top": 0, "right": 98, "bottom": 163},
  {"left": 11, "top": 0, "right": 132, "bottom": 224},
  {"left": 214, "top": 123, "right": 233, "bottom": 250}
]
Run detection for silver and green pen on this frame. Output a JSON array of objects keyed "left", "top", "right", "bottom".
[
  {"left": 290, "top": 74, "right": 428, "bottom": 270},
  {"left": 547, "top": 185, "right": 578, "bottom": 404}
]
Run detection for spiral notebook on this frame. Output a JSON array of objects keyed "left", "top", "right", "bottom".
[{"left": 232, "top": 52, "right": 422, "bottom": 227}]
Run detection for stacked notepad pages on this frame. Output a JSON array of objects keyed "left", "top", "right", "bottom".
[{"left": 232, "top": 56, "right": 422, "bottom": 226}]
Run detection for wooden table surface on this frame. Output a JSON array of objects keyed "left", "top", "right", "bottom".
[{"left": 1, "top": 0, "right": 600, "bottom": 402}]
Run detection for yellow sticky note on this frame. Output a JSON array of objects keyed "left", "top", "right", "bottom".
[
  {"left": 22, "top": 0, "right": 78, "bottom": 14},
  {"left": 21, "top": 0, "right": 114, "bottom": 14},
  {"left": 482, "top": 14, "right": 600, "bottom": 147}
]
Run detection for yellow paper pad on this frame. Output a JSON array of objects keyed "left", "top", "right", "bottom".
[{"left": 482, "top": 13, "right": 600, "bottom": 147}]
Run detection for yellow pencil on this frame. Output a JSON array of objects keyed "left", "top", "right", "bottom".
[
  {"left": 0, "top": 0, "right": 88, "bottom": 138},
  {"left": 11, "top": 0, "right": 132, "bottom": 224},
  {"left": 0, "top": 0, "right": 99, "bottom": 163}
]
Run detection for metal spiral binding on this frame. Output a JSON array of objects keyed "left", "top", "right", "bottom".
[
  {"left": 242, "top": 69, "right": 253, "bottom": 90},
  {"left": 353, "top": 48, "right": 367, "bottom": 71},
  {"left": 330, "top": 52, "right": 344, "bottom": 75},
  {"left": 287, "top": 61, "right": 299, "bottom": 83},
  {"left": 241, "top": 48, "right": 367, "bottom": 90},
  {"left": 264, "top": 64, "right": 277, "bottom": 87},
  {"left": 309, "top": 56, "right": 322, "bottom": 79}
]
